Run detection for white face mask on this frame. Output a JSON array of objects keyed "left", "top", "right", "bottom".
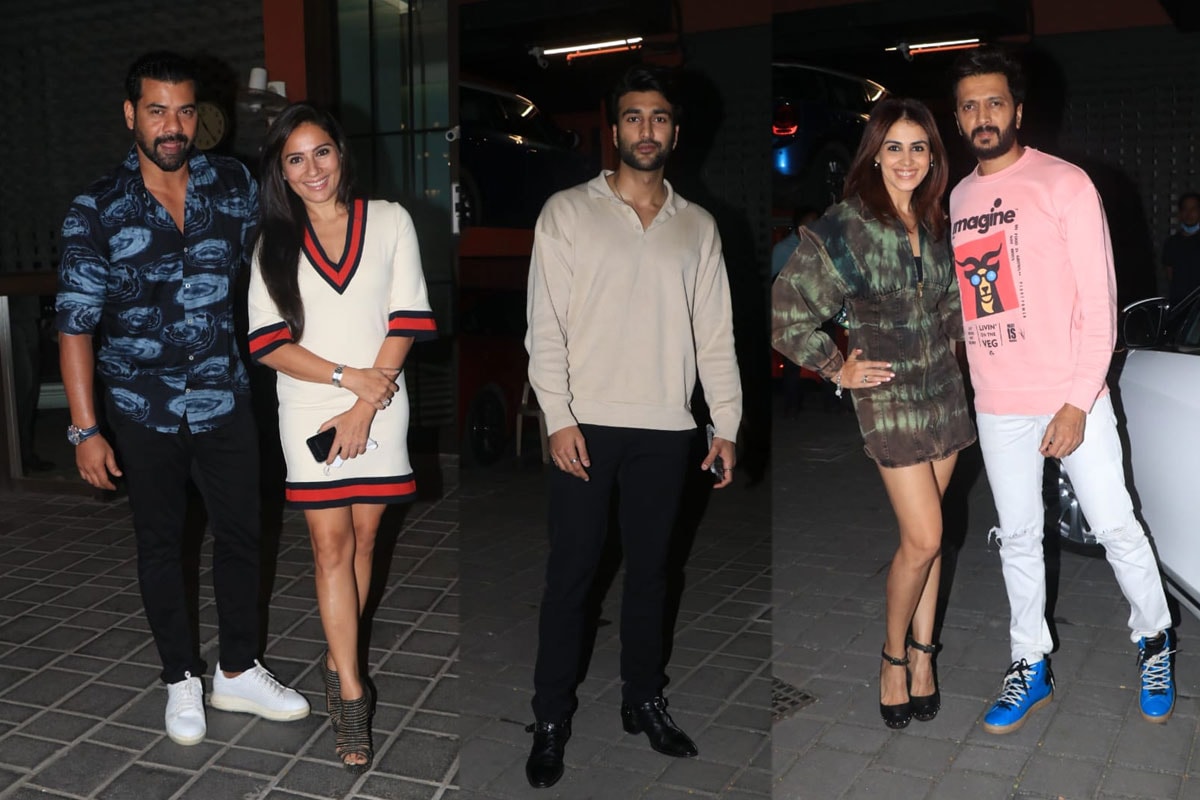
[{"left": 1183, "top": 222, "right": 1200, "bottom": 235}]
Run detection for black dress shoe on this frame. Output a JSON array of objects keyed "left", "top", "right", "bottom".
[
  {"left": 525, "top": 720, "right": 570, "bottom": 788},
  {"left": 620, "top": 696, "right": 698, "bottom": 757}
]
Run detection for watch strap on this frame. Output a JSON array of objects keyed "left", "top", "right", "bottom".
[
  {"left": 331, "top": 364, "right": 345, "bottom": 388},
  {"left": 67, "top": 424, "right": 100, "bottom": 445}
]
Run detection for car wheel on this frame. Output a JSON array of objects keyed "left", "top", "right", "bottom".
[
  {"left": 1044, "top": 460, "right": 1104, "bottom": 557},
  {"left": 464, "top": 384, "right": 508, "bottom": 465}
]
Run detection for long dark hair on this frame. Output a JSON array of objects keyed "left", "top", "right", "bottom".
[
  {"left": 843, "top": 97, "right": 948, "bottom": 241},
  {"left": 256, "top": 103, "right": 356, "bottom": 342}
]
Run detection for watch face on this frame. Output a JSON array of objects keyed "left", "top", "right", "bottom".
[
  {"left": 67, "top": 425, "right": 83, "bottom": 445},
  {"left": 195, "top": 101, "right": 227, "bottom": 150}
]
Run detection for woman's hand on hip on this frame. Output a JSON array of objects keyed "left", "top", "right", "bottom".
[{"left": 837, "top": 348, "right": 894, "bottom": 391}]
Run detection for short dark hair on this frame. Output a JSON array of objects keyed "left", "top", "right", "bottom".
[
  {"left": 1179, "top": 191, "right": 1200, "bottom": 209},
  {"left": 606, "top": 66, "right": 682, "bottom": 126},
  {"left": 125, "top": 51, "right": 197, "bottom": 104},
  {"left": 950, "top": 45, "right": 1026, "bottom": 106}
]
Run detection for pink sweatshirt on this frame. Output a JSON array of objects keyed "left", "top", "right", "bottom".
[{"left": 949, "top": 148, "right": 1115, "bottom": 416}]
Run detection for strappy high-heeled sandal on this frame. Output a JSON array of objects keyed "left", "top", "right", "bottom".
[
  {"left": 880, "top": 647, "right": 913, "bottom": 729},
  {"left": 320, "top": 650, "right": 341, "bottom": 731},
  {"left": 336, "top": 693, "right": 374, "bottom": 774},
  {"left": 906, "top": 636, "right": 941, "bottom": 722}
]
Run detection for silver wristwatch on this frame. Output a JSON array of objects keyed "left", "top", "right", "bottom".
[
  {"left": 331, "top": 364, "right": 345, "bottom": 388},
  {"left": 67, "top": 424, "right": 100, "bottom": 445}
]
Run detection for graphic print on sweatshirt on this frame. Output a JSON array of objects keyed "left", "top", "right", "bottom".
[{"left": 952, "top": 198, "right": 1023, "bottom": 356}]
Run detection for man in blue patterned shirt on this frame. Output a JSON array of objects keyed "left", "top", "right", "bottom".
[{"left": 56, "top": 51, "right": 309, "bottom": 746}]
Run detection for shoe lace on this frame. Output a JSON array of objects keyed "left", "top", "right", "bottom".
[
  {"left": 1139, "top": 647, "right": 1175, "bottom": 694},
  {"left": 994, "top": 660, "right": 1033, "bottom": 709},
  {"left": 247, "top": 663, "right": 288, "bottom": 696},
  {"left": 171, "top": 673, "right": 203, "bottom": 714}
]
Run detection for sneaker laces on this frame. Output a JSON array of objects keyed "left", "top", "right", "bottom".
[
  {"left": 245, "top": 662, "right": 290, "bottom": 697},
  {"left": 1139, "top": 646, "right": 1175, "bottom": 694},
  {"left": 993, "top": 659, "right": 1034, "bottom": 709},
  {"left": 171, "top": 673, "right": 203, "bottom": 714}
]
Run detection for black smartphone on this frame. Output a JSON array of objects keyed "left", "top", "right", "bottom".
[{"left": 306, "top": 428, "right": 336, "bottom": 462}]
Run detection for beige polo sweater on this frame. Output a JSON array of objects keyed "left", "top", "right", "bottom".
[{"left": 525, "top": 172, "right": 742, "bottom": 441}]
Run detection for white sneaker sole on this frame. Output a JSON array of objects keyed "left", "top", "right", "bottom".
[
  {"left": 166, "top": 726, "right": 206, "bottom": 746},
  {"left": 210, "top": 693, "right": 310, "bottom": 721}
]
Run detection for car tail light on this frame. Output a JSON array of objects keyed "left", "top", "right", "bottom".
[{"left": 772, "top": 102, "right": 798, "bottom": 137}]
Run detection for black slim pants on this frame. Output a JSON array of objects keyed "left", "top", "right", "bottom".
[
  {"left": 109, "top": 400, "right": 262, "bottom": 684},
  {"left": 532, "top": 424, "right": 694, "bottom": 723}
]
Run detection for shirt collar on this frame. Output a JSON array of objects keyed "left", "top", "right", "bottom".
[{"left": 588, "top": 169, "right": 688, "bottom": 218}]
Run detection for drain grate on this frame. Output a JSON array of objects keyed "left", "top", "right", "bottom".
[{"left": 772, "top": 676, "right": 816, "bottom": 721}]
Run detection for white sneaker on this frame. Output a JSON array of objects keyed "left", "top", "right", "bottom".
[
  {"left": 165, "top": 672, "right": 206, "bottom": 745},
  {"left": 210, "top": 660, "right": 310, "bottom": 721}
]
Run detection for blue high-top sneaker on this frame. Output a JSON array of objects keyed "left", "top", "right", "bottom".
[
  {"left": 1137, "top": 631, "right": 1175, "bottom": 723},
  {"left": 982, "top": 658, "right": 1054, "bottom": 734}
]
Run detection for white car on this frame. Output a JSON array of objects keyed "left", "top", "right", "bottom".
[{"left": 1053, "top": 287, "right": 1200, "bottom": 618}]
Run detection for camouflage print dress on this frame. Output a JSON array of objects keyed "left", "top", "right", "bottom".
[{"left": 771, "top": 196, "right": 975, "bottom": 468}]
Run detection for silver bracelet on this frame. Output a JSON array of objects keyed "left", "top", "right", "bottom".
[
  {"left": 834, "top": 371, "right": 843, "bottom": 398},
  {"left": 331, "top": 364, "right": 344, "bottom": 388}
]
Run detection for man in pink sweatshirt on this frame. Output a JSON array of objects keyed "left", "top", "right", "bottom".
[{"left": 948, "top": 46, "right": 1175, "bottom": 734}]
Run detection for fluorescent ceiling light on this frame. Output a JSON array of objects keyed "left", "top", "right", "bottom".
[
  {"left": 886, "top": 38, "right": 981, "bottom": 55},
  {"left": 542, "top": 37, "right": 643, "bottom": 56}
]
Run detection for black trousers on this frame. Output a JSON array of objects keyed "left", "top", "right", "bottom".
[
  {"left": 532, "top": 424, "right": 693, "bottom": 722},
  {"left": 109, "top": 400, "right": 262, "bottom": 683}
]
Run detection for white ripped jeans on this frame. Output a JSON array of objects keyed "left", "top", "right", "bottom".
[{"left": 977, "top": 394, "right": 1171, "bottom": 665}]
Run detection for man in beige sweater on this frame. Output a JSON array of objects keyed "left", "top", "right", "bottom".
[{"left": 522, "top": 66, "right": 742, "bottom": 789}]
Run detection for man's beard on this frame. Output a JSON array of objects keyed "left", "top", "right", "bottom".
[
  {"left": 965, "top": 119, "right": 1018, "bottom": 161},
  {"left": 618, "top": 137, "right": 672, "bottom": 172},
  {"left": 135, "top": 129, "right": 192, "bottom": 172}
]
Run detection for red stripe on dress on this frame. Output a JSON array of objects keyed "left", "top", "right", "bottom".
[
  {"left": 303, "top": 199, "right": 367, "bottom": 291},
  {"left": 388, "top": 316, "right": 437, "bottom": 332},
  {"left": 302, "top": 226, "right": 335, "bottom": 279},
  {"left": 286, "top": 478, "right": 416, "bottom": 504},
  {"left": 249, "top": 324, "right": 293, "bottom": 355},
  {"left": 338, "top": 198, "right": 366, "bottom": 283}
]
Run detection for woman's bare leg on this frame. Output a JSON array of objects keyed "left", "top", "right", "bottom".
[{"left": 876, "top": 453, "right": 958, "bottom": 706}]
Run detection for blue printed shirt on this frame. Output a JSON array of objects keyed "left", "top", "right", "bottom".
[{"left": 56, "top": 146, "right": 259, "bottom": 433}]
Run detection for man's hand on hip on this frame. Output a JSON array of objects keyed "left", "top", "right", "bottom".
[
  {"left": 1040, "top": 403, "right": 1086, "bottom": 459},
  {"left": 76, "top": 435, "right": 122, "bottom": 491},
  {"left": 549, "top": 426, "right": 590, "bottom": 481},
  {"left": 703, "top": 436, "right": 736, "bottom": 489}
]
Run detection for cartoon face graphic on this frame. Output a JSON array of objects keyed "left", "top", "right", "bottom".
[
  {"left": 954, "top": 231, "right": 1018, "bottom": 321},
  {"left": 962, "top": 249, "right": 1003, "bottom": 315}
]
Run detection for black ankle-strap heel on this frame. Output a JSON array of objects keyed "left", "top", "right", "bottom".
[
  {"left": 906, "top": 636, "right": 941, "bottom": 722},
  {"left": 880, "top": 647, "right": 913, "bottom": 729}
]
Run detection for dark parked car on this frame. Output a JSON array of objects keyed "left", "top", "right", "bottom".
[
  {"left": 458, "top": 81, "right": 595, "bottom": 229},
  {"left": 772, "top": 63, "right": 887, "bottom": 209}
]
